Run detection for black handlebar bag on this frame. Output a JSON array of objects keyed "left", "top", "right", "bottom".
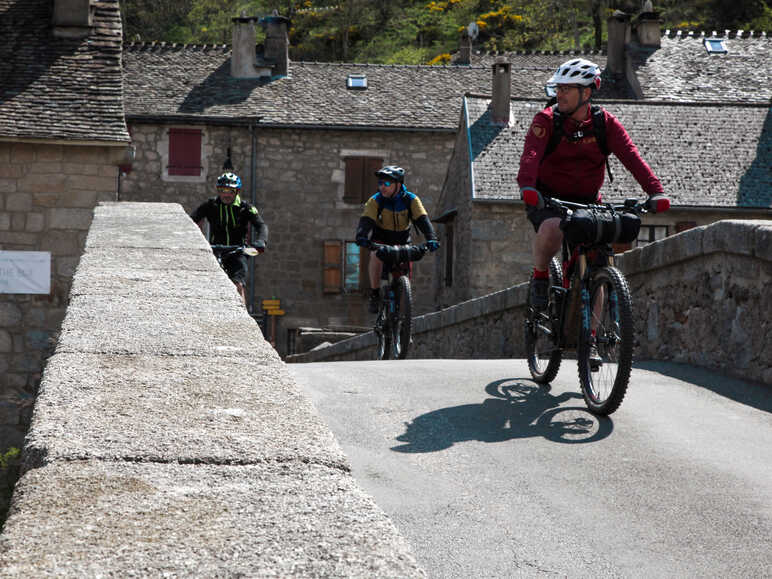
[{"left": 560, "top": 208, "right": 641, "bottom": 246}]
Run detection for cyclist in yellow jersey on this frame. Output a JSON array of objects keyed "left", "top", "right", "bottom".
[{"left": 356, "top": 165, "right": 439, "bottom": 313}]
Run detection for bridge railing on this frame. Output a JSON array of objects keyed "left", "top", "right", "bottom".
[
  {"left": 0, "top": 202, "right": 424, "bottom": 576},
  {"left": 288, "top": 220, "right": 772, "bottom": 387}
]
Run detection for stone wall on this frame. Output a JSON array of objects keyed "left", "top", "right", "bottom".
[
  {"left": 288, "top": 220, "right": 772, "bottom": 386},
  {"left": 0, "top": 202, "right": 424, "bottom": 576},
  {"left": 0, "top": 142, "right": 119, "bottom": 451},
  {"left": 120, "top": 123, "right": 455, "bottom": 354}
]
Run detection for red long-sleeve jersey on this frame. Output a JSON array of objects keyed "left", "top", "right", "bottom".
[{"left": 517, "top": 105, "right": 664, "bottom": 200}]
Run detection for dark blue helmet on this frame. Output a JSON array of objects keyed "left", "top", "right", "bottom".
[{"left": 216, "top": 172, "right": 241, "bottom": 189}]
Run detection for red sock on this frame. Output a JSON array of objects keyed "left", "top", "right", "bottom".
[{"left": 533, "top": 269, "right": 549, "bottom": 280}]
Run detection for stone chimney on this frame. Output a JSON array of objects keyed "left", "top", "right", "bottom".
[
  {"left": 262, "top": 13, "right": 290, "bottom": 77},
  {"left": 53, "top": 0, "right": 92, "bottom": 38},
  {"left": 606, "top": 10, "right": 631, "bottom": 75},
  {"left": 490, "top": 56, "right": 511, "bottom": 126},
  {"left": 633, "top": 1, "right": 662, "bottom": 47},
  {"left": 231, "top": 14, "right": 274, "bottom": 79},
  {"left": 457, "top": 31, "right": 471, "bottom": 65}
]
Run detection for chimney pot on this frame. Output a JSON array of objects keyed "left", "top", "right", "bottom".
[
  {"left": 491, "top": 56, "right": 511, "bottom": 126},
  {"left": 606, "top": 11, "right": 631, "bottom": 75},
  {"left": 262, "top": 15, "right": 291, "bottom": 77},
  {"left": 458, "top": 31, "right": 471, "bottom": 65}
]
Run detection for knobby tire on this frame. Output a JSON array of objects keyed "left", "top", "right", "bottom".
[
  {"left": 375, "top": 298, "right": 391, "bottom": 360},
  {"left": 577, "top": 266, "right": 633, "bottom": 415},
  {"left": 525, "top": 256, "right": 563, "bottom": 383},
  {"left": 392, "top": 275, "right": 412, "bottom": 359}
]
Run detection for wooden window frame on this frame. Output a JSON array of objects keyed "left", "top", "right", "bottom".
[{"left": 323, "top": 240, "right": 368, "bottom": 294}]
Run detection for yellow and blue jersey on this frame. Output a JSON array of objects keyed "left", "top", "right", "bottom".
[{"left": 356, "top": 186, "right": 436, "bottom": 246}]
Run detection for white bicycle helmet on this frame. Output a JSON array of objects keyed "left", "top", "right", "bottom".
[{"left": 545, "top": 58, "right": 601, "bottom": 97}]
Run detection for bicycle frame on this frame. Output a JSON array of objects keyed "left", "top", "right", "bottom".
[{"left": 524, "top": 195, "right": 649, "bottom": 415}]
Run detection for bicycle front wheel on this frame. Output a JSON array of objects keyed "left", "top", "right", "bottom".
[
  {"left": 375, "top": 302, "right": 391, "bottom": 360},
  {"left": 524, "top": 256, "right": 563, "bottom": 383},
  {"left": 577, "top": 266, "right": 633, "bottom": 415},
  {"left": 392, "top": 276, "right": 412, "bottom": 360}
]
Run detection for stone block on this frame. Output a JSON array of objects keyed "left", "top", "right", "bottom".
[
  {"left": 11, "top": 213, "right": 24, "bottom": 231},
  {"left": 5, "top": 193, "right": 32, "bottom": 212},
  {"left": 10, "top": 144, "right": 35, "bottom": 163},
  {"left": 703, "top": 220, "right": 756, "bottom": 257},
  {"left": 752, "top": 222, "right": 772, "bottom": 262},
  {"left": 0, "top": 330, "right": 11, "bottom": 353},
  {"left": 0, "top": 213, "right": 9, "bottom": 231},
  {"left": 0, "top": 179, "right": 16, "bottom": 194},
  {"left": 47, "top": 207, "right": 94, "bottom": 230},
  {"left": 25, "top": 212, "right": 44, "bottom": 232},
  {"left": 18, "top": 172, "right": 68, "bottom": 193},
  {"left": 0, "top": 304, "right": 23, "bottom": 326}
]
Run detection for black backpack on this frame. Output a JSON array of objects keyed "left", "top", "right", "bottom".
[{"left": 541, "top": 103, "right": 614, "bottom": 183}]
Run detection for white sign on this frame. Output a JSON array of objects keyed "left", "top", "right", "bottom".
[{"left": 0, "top": 251, "right": 51, "bottom": 294}]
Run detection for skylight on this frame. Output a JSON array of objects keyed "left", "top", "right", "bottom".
[
  {"left": 704, "top": 38, "right": 728, "bottom": 54},
  {"left": 347, "top": 74, "right": 367, "bottom": 90}
]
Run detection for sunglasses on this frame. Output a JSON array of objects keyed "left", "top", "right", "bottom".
[{"left": 378, "top": 180, "right": 393, "bottom": 187}]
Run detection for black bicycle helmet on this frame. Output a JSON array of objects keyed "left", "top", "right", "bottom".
[
  {"left": 216, "top": 172, "right": 242, "bottom": 189},
  {"left": 375, "top": 165, "right": 405, "bottom": 183}
]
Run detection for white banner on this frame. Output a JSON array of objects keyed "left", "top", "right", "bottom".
[{"left": 0, "top": 251, "right": 51, "bottom": 294}]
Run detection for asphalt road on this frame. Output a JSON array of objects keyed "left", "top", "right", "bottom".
[{"left": 290, "top": 359, "right": 772, "bottom": 578}]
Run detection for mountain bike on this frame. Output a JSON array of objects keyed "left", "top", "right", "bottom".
[
  {"left": 523, "top": 196, "right": 657, "bottom": 415},
  {"left": 368, "top": 242, "right": 428, "bottom": 360}
]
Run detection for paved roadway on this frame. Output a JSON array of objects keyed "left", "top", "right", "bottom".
[{"left": 290, "top": 359, "right": 772, "bottom": 578}]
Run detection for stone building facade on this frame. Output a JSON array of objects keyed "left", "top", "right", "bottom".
[
  {"left": 120, "top": 122, "right": 454, "bottom": 353},
  {"left": 0, "top": 0, "right": 130, "bottom": 457},
  {"left": 0, "top": 143, "right": 122, "bottom": 448}
]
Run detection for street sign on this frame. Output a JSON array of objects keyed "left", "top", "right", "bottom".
[
  {"left": 266, "top": 309, "right": 285, "bottom": 316},
  {"left": 262, "top": 299, "right": 280, "bottom": 308}
]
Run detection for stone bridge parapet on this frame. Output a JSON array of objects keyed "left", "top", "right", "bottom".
[
  {"left": 0, "top": 203, "right": 424, "bottom": 576},
  {"left": 289, "top": 220, "right": 772, "bottom": 386}
]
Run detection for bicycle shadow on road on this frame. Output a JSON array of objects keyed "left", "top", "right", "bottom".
[{"left": 391, "top": 378, "right": 613, "bottom": 453}]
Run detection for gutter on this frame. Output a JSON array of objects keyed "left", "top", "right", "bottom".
[{"left": 125, "top": 115, "right": 456, "bottom": 133}]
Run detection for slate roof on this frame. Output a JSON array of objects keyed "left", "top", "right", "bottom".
[
  {"left": 630, "top": 31, "right": 772, "bottom": 103},
  {"left": 464, "top": 31, "right": 771, "bottom": 104},
  {"left": 122, "top": 44, "right": 625, "bottom": 129},
  {"left": 0, "top": 0, "right": 129, "bottom": 143},
  {"left": 465, "top": 95, "right": 771, "bottom": 209}
]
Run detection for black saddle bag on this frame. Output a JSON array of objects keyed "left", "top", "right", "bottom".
[{"left": 560, "top": 208, "right": 641, "bottom": 246}]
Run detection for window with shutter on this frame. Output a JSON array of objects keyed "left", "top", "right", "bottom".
[
  {"left": 324, "top": 240, "right": 367, "bottom": 294},
  {"left": 169, "top": 128, "right": 202, "bottom": 176},
  {"left": 343, "top": 156, "right": 383, "bottom": 204},
  {"left": 323, "top": 240, "right": 343, "bottom": 294}
]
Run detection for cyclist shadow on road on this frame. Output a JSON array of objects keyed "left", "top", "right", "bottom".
[{"left": 391, "top": 378, "right": 613, "bottom": 453}]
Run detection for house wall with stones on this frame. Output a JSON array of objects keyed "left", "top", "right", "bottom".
[
  {"left": 120, "top": 123, "right": 455, "bottom": 353},
  {"left": 0, "top": 142, "right": 119, "bottom": 450}
]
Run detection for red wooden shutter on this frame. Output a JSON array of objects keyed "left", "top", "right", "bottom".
[
  {"left": 169, "top": 128, "right": 202, "bottom": 176},
  {"left": 323, "top": 240, "right": 343, "bottom": 294}
]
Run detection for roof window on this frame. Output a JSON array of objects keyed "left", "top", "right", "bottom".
[
  {"left": 704, "top": 37, "right": 728, "bottom": 54},
  {"left": 347, "top": 74, "right": 367, "bottom": 90}
]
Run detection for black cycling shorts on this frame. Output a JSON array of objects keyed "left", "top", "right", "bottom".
[{"left": 221, "top": 253, "right": 248, "bottom": 285}]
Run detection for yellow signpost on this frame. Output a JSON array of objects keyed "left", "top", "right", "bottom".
[{"left": 262, "top": 299, "right": 284, "bottom": 347}]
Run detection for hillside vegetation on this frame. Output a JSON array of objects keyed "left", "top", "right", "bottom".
[{"left": 121, "top": 0, "right": 772, "bottom": 64}]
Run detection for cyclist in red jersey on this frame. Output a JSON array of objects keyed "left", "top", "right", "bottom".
[{"left": 517, "top": 58, "right": 670, "bottom": 311}]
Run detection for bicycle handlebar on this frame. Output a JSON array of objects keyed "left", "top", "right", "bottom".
[
  {"left": 543, "top": 196, "right": 649, "bottom": 216},
  {"left": 209, "top": 244, "right": 260, "bottom": 258}
]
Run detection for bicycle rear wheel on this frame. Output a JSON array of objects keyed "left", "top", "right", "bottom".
[
  {"left": 392, "top": 275, "right": 412, "bottom": 359},
  {"left": 577, "top": 266, "right": 633, "bottom": 415},
  {"left": 524, "top": 257, "right": 563, "bottom": 383}
]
